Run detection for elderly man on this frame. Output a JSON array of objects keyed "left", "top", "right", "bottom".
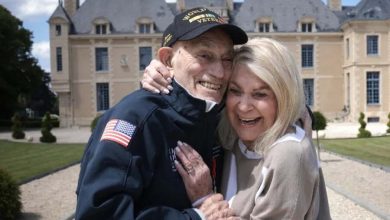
[{"left": 75, "top": 7, "right": 247, "bottom": 220}]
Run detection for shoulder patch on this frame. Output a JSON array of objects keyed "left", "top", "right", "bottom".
[{"left": 100, "top": 119, "right": 136, "bottom": 148}]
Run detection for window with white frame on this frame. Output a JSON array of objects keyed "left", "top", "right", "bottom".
[
  {"left": 139, "top": 23, "right": 152, "bottom": 34},
  {"left": 95, "top": 47, "right": 109, "bottom": 71},
  {"left": 96, "top": 83, "right": 109, "bottom": 111},
  {"left": 259, "top": 22, "right": 270, "bottom": 32},
  {"left": 301, "top": 44, "right": 313, "bottom": 68},
  {"left": 137, "top": 17, "right": 154, "bottom": 34},
  {"left": 303, "top": 79, "right": 314, "bottom": 106},
  {"left": 346, "top": 38, "right": 350, "bottom": 59},
  {"left": 301, "top": 23, "right": 313, "bottom": 32},
  {"left": 366, "top": 71, "right": 379, "bottom": 104},
  {"left": 56, "top": 47, "right": 62, "bottom": 72},
  {"left": 96, "top": 24, "right": 108, "bottom": 35},
  {"left": 367, "top": 35, "right": 378, "bottom": 55},
  {"left": 139, "top": 47, "right": 152, "bottom": 70}
]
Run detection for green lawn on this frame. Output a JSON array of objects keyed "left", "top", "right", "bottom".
[
  {"left": 0, "top": 140, "right": 85, "bottom": 184},
  {"left": 321, "top": 136, "right": 390, "bottom": 167}
]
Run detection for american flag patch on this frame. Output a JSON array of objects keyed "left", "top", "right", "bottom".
[{"left": 100, "top": 119, "right": 136, "bottom": 148}]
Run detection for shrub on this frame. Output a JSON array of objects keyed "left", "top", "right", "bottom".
[
  {"left": 11, "top": 112, "right": 25, "bottom": 139},
  {"left": 90, "top": 114, "right": 102, "bottom": 132},
  {"left": 0, "top": 168, "right": 22, "bottom": 220},
  {"left": 40, "top": 112, "right": 57, "bottom": 143},
  {"left": 312, "top": 111, "right": 327, "bottom": 160},
  {"left": 357, "top": 112, "right": 371, "bottom": 138},
  {"left": 387, "top": 112, "right": 390, "bottom": 134}
]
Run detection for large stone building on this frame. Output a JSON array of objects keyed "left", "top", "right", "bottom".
[{"left": 49, "top": 0, "right": 390, "bottom": 127}]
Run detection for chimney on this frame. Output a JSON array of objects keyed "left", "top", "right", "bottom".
[
  {"left": 176, "top": 0, "right": 185, "bottom": 12},
  {"left": 226, "top": 0, "right": 233, "bottom": 11},
  {"left": 64, "top": 0, "right": 79, "bottom": 17},
  {"left": 327, "top": 0, "right": 341, "bottom": 11}
]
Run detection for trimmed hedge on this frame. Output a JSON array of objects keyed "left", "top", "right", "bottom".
[
  {"left": 0, "top": 168, "right": 21, "bottom": 220},
  {"left": 40, "top": 112, "right": 57, "bottom": 143},
  {"left": 357, "top": 112, "right": 371, "bottom": 138}
]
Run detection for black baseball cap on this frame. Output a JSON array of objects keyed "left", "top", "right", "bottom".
[{"left": 162, "top": 7, "right": 248, "bottom": 47}]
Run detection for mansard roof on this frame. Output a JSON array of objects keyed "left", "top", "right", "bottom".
[
  {"left": 49, "top": 4, "right": 71, "bottom": 23},
  {"left": 234, "top": 0, "right": 340, "bottom": 32},
  {"left": 339, "top": 0, "right": 390, "bottom": 22},
  {"left": 70, "top": 0, "right": 174, "bottom": 34},
  {"left": 184, "top": 0, "right": 227, "bottom": 9}
]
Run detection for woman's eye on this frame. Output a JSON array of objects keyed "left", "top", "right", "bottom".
[
  {"left": 228, "top": 87, "right": 241, "bottom": 95},
  {"left": 253, "top": 92, "right": 267, "bottom": 98}
]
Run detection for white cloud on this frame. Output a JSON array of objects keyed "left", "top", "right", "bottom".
[
  {"left": 2, "top": 0, "right": 58, "bottom": 19},
  {"left": 33, "top": 41, "right": 50, "bottom": 59},
  {"left": 32, "top": 41, "right": 51, "bottom": 72}
]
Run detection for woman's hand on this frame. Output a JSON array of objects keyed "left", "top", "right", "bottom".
[
  {"left": 174, "top": 141, "right": 213, "bottom": 204},
  {"left": 141, "top": 59, "right": 173, "bottom": 94}
]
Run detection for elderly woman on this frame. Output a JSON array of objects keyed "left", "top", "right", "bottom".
[{"left": 144, "top": 38, "right": 331, "bottom": 219}]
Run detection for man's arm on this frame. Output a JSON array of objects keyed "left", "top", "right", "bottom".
[{"left": 75, "top": 112, "right": 203, "bottom": 220}]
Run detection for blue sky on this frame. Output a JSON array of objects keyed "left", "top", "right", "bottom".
[{"left": 1, "top": 0, "right": 360, "bottom": 72}]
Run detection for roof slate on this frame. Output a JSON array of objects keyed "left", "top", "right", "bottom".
[
  {"left": 50, "top": 0, "right": 390, "bottom": 35},
  {"left": 71, "top": 0, "right": 174, "bottom": 34},
  {"left": 234, "top": 0, "right": 340, "bottom": 32},
  {"left": 49, "top": 4, "right": 71, "bottom": 22},
  {"left": 184, "top": 0, "right": 226, "bottom": 9},
  {"left": 341, "top": 0, "right": 390, "bottom": 21}
]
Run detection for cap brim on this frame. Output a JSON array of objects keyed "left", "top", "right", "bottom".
[{"left": 180, "top": 23, "right": 248, "bottom": 45}]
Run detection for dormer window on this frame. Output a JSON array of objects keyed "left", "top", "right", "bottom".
[
  {"left": 301, "top": 23, "right": 312, "bottom": 32},
  {"left": 96, "top": 24, "right": 107, "bottom": 35},
  {"left": 259, "top": 23, "right": 270, "bottom": 32},
  {"left": 93, "top": 18, "right": 110, "bottom": 35},
  {"left": 299, "top": 17, "right": 316, "bottom": 33},
  {"left": 139, "top": 24, "right": 152, "bottom": 34},
  {"left": 137, "top": 17, "right": 154, "bottom": 34},
  {"left": 256, "top": 17, "right": 273, "bottom": 33}
]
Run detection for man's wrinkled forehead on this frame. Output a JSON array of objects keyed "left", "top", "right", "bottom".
[{"left": 181, "top": 29, "right": 234, "bottom": 53}]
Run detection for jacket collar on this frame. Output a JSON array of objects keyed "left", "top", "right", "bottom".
[{"left": 162, "top": 80, "right": 223, "bottom": 119}]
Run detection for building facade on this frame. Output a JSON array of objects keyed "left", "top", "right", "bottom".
[{"left": 49, "top": 0, "right": 390, "bottom": 127}]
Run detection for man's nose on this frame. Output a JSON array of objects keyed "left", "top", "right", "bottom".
[{"left": 209, "top": 59, "right": 226, "bottom": 79}]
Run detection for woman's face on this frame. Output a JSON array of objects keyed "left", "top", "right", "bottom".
[{"left": 226, "top": 64, "right": 278, "bottom": 148}]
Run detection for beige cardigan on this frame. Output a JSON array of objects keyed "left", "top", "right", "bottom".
[{"left": 221, "top": 126, "right": 331, "bottom": 220}]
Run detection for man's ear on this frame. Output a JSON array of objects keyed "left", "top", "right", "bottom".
[{"left": 158, "top": 47, "right": 173, "bottom": 67}]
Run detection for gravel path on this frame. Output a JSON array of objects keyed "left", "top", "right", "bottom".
[
  {"left": 321, "top": 152, "right": 390, "bottom": 219},
  {"left": 19, "top": 165, "right": 79, "bottom": 220},
  {"left": 7, "top": 124, "right": 388, "bottom": 219},
  {"left": 327, "top": 187, "right": 382, "bottom": 220},
  {"left": 18, "top": 152, "right": 389, "bottom": 220}
]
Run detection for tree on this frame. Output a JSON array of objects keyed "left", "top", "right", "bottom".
[
  {"left": 11, "top": 112, "right": 25, "bottom": 139},
  {"left": 312, "top": 111, "right": 327, "bottom": 160},
  {"left": 357, "top": 112, "right": 371, "bottom": 138},
  {"left": 0, "top": 5, "right": 46, "bottom": 120},
  {"left": 28, "top": 72, "right": 58, "bottom": 117},
  {"left": 387, "top": 112, "right": 390, "bottom": 134}
]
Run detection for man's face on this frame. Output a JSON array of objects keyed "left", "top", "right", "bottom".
[{"left": 170, "top": 28, "right": 234, "bottom": 103}]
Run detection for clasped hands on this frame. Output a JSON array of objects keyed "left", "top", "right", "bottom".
[{"left": 174, "top": 141, "right": 238, "bottom": 220}]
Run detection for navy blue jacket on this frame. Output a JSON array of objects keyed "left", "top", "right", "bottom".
[{"left": 75, "top": 81, "right": 224, "bottom": 220}]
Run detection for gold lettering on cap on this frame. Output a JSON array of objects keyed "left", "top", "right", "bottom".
[
  {"left": 187, "top": 13, "right": 224, "bottom": 24},
  {"left": 183, "top": 8, "right": 207, "bottom": 21},
  {"left": 163, "top": 33, "right": 173, "bottom": 46}
]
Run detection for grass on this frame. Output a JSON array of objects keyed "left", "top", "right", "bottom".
[
  {"left": 320, "top": 136, "right": 390, "bottom": 167},
  {"left": 0, "top": 140, "right": 85, "bottom": 184}
]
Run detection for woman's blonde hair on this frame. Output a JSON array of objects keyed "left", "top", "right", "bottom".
[{"left": 218, "top": 38, "right": 305, "bottom": 153}]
